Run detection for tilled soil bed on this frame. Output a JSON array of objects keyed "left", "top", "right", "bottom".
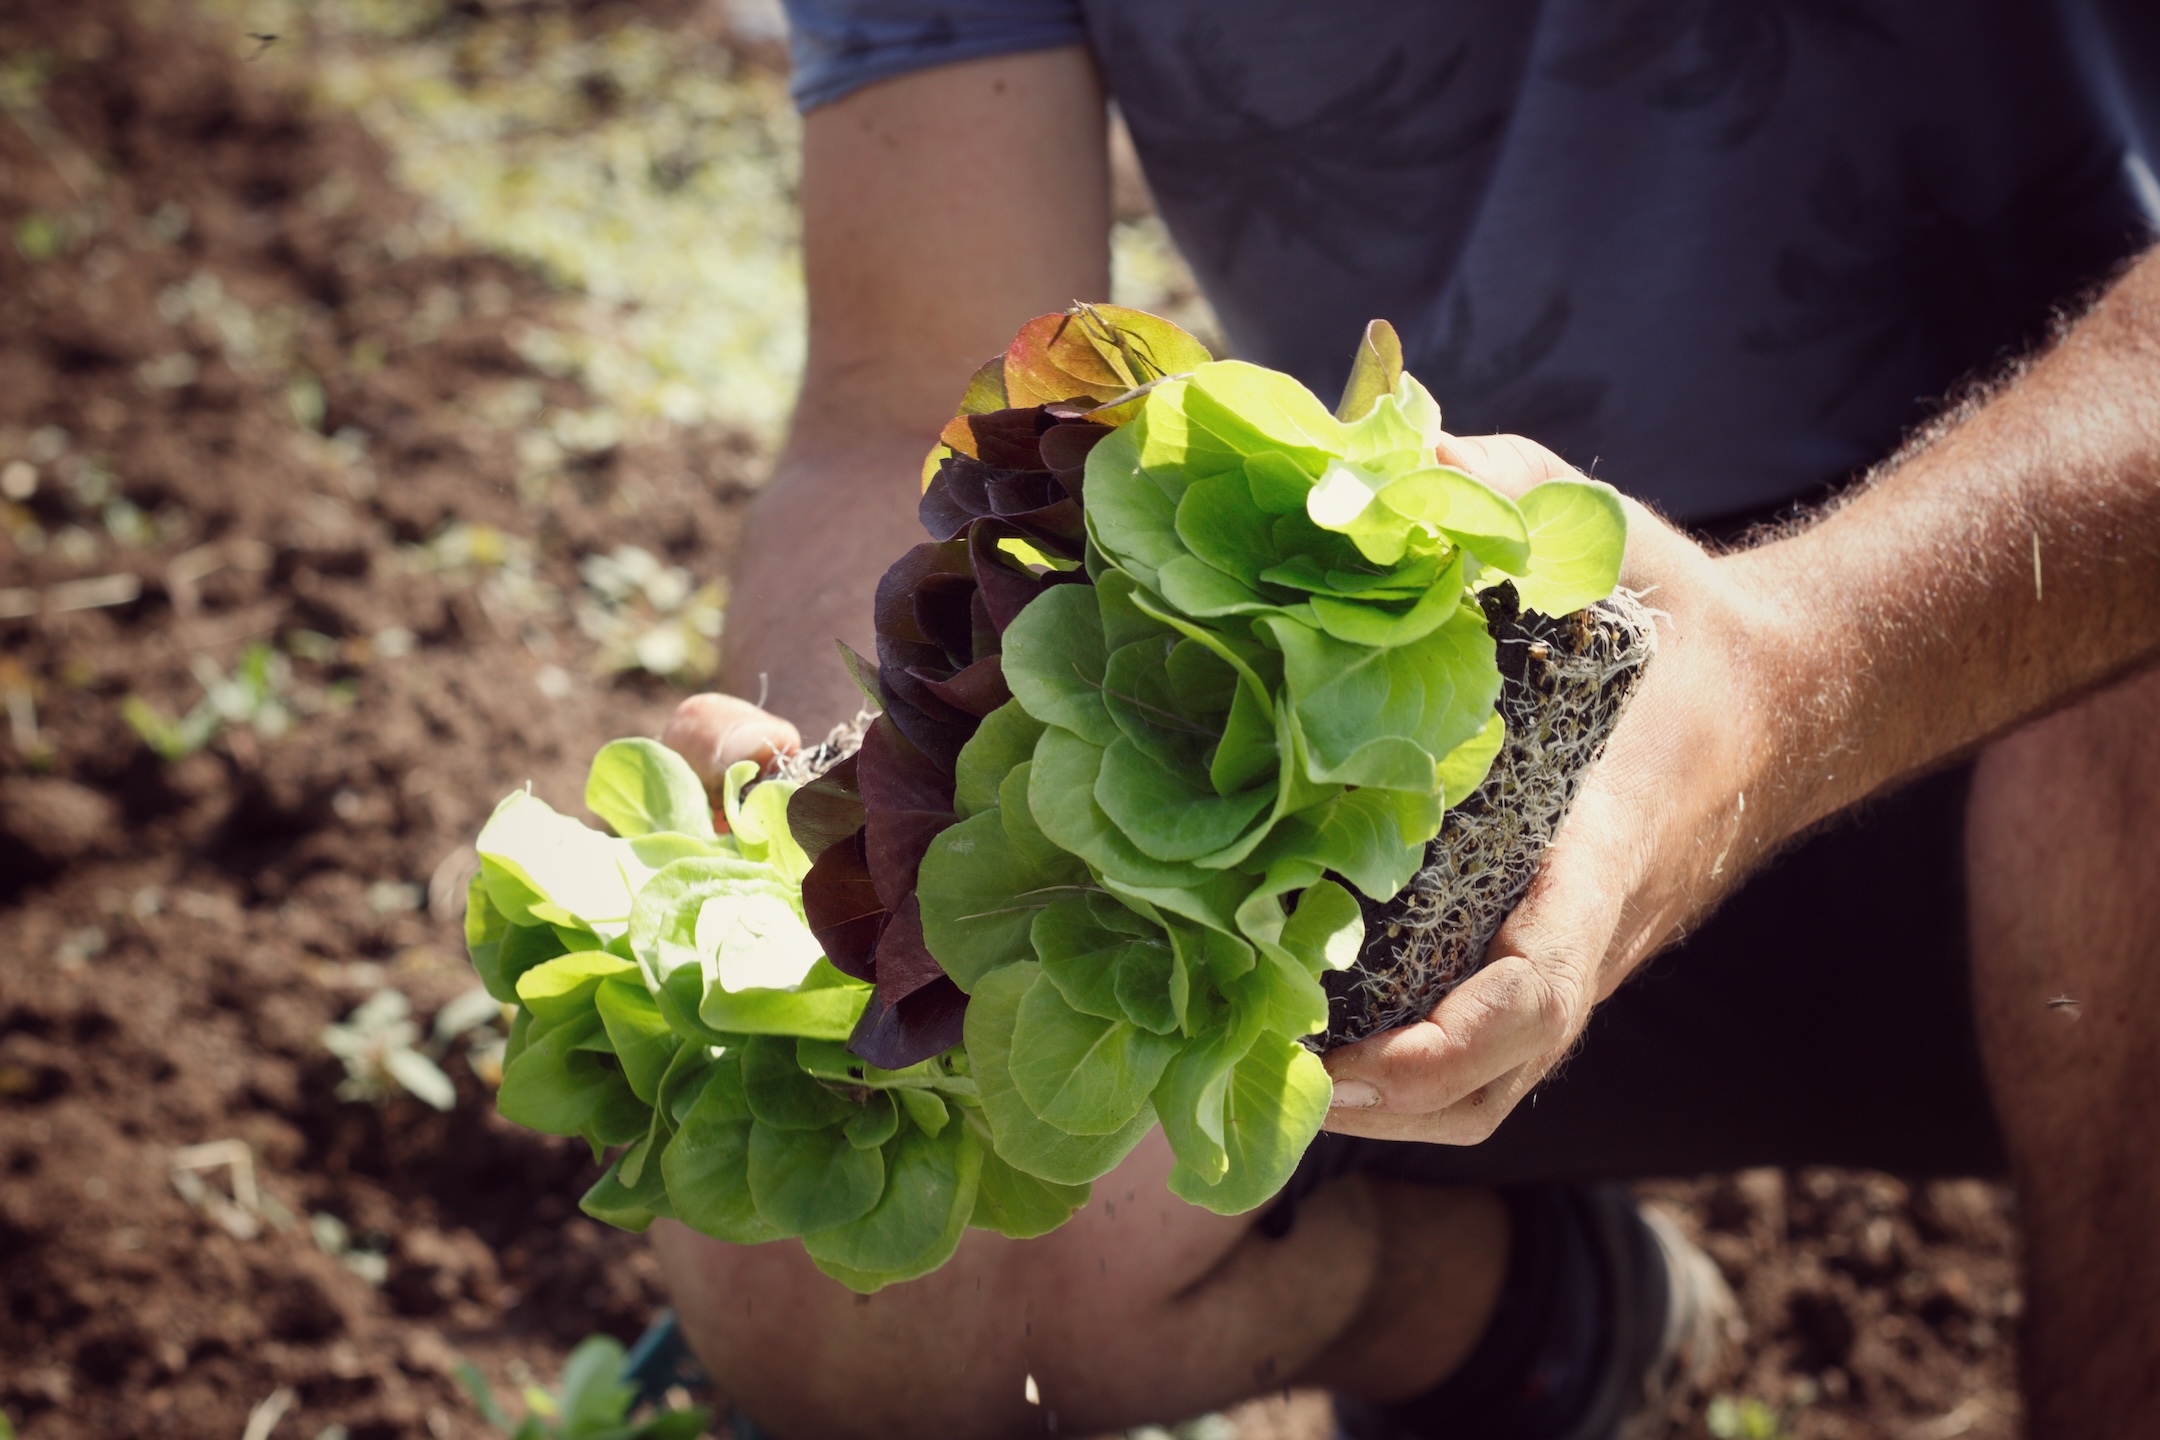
[{"left": 0, "top": 3, "right": 2019, "bottom": 1438}]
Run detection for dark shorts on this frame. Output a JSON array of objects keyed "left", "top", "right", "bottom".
[
  {"left": 1288, "top": 764, "right": 2007, "bottom": 1199},
  {"left": 1287, "top": 498, "right": 2008, "bottom": 1199}
]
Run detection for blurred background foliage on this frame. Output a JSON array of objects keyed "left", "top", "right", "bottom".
[{"left": 198, "top": 0, "right": 1217, "bottom": 454}]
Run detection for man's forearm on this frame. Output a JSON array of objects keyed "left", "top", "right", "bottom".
[
  {"left": 712, "top": 47, "right": 1110, "bottom": 738},
  {"left": 720, "top": 428, "right": 932, "bottom": 734},
  {"left": 1730, "top": 244, "right": 2160, "bottom": 856}
]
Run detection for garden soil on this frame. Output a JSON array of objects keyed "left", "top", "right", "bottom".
[{"left": 0, "top": 3, "right": 2021, "bottom": 1437}]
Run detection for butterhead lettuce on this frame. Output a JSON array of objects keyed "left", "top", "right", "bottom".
[{"left": 470, "top": 308, "right": 1628, "bottom": 1289}]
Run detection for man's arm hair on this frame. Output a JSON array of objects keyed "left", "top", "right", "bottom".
[
  {"left": 1727, "top": 243, "right": 2160, "bottom": 865},
  {"left": 720, "top": 46, "right": 1111, "bottom": 731},
  {"left": 1314, "top": 244, "right": 2160, "bottom": 1144}
]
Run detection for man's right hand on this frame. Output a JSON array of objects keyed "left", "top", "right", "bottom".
[{"left": 661, "top": 692, "right": 803, "bottom": 794}]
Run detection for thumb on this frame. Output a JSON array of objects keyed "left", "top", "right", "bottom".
[
  {"left": 662, "top": 693, "right": 803, "bottom": 794},
  {"left": 1431, "top": 432, "right": 1583, "bottom": 499},
  {"left": 1319, "top": 787, "right": 1634, "bottom": 1121},
  {"left": 1480, "top": 779, "right": 1635, "bottom": 1016}
]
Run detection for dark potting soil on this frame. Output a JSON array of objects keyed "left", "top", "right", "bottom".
[{"left": 0, "top": 4, "right": 2019, "bottom": 1438}]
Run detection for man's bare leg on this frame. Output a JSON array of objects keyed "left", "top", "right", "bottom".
[
  {"left": 1968, "top": 664, "right": 2160, "bottom": 1436},
  {"left": 654, "top": 1131, "right": 1507, "bottom": 1440}
]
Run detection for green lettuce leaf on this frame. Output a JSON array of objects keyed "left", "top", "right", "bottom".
[
  {"left": 917, "top": 807, "right": 1091, "bottom": 993},
  {"left": 964, "top": 962, "right": 1153, "bottom": 1185},
  {"left": 747, "top": 1119, "right": 885, "bottom": 1233},
  {"left": 1164, "top": 1030, "right": 1331, "bottom": 1215},
  {"left": 585, "top": 737, "right": 717, "bottom": 842},
  {"left": 476, "top": 789, "right": 654, "bottom": 939},
  {"left": 721, "top": 761, "right": 815, "bottom": 885},
  {"left": 800, "top": 1121, "right": 983, "bottom": 1290},
  {"left": 663, "top": 1055, "right": 781, "bottom": 1245},
  {"left": 954, "top": 701, "right": 1046, "bottom": 819},
  {"left": 970, "top": 1136, "right": 1091, "bottom": 1239},
  {"left": 497, "top": 1010, "right": 649, "bottom": 1155},
  {"left": 1509, "top": 479, "right": 1629, "bottom": 617},
  {"left": 1008, "top": 967, "right": 1184, "bottom": 1135}
]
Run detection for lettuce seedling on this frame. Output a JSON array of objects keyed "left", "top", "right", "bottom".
[
  {"left": 798, "top": 306, "right": 1628, "bottom": 1215},
  {"left": 320, "top": 986, "right": 470, "bottom": 1112},
  {"left": 122, "top": 640, "right": 293, "bottom": 760},
  {"left": 469, "top": 737, "right": 1083, "bottom": 1290},
  {"left": 471, "top": 306, "right": 1633, "bottom": 1283}
]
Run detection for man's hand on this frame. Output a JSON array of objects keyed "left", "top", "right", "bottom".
[
  {"left": 662, "top": 693, "right": 803, "bottom": 792},
  {"left": 1325, "top": 239, "right": 2160, "bottom": 1144},
  {"left": 1321, "top": 434, "right": 1774, "bottom": 1143}
]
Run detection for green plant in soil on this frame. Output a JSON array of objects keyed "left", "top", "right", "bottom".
[
  {"left": 467, "top": 307, "right": 1628, "bottom": 1288},
  {"left": 321, "top": 984, "right": 500, "bottom": 1112},
  {"left": 468, "top": 739, "right": 1028, "bottom": 1289},
  {"left": 1706, "top": 1394, "right": 1792, "bottom": 1440},
  {"left": 121, "top": 640, "right": 293, "bottom": 760},
  {"left": 458, "top": 1334, "right": 709, "bottom": 1440}
]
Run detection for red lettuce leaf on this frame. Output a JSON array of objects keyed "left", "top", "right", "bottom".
[
  {"left": 869, "top": 894, "right": 944, "bottom": 1002},
  {"left": 785, "top": 751, "right": 865, "bottom": 858},
  {"left": 855, "top": 719, "right": 957, "bottom": 910},
  {"left": 864, "top": 807, "right": 956, "bottom": 913},
  {"left": 801, "top": 830, "right": 884, "bottom": 984},
  {"left": 874, "top": 541, "right": 972, "bottom": 647},
  {"left": 970, "top": 523, "right": 1082, "bottom": 632},
  {"left": 846, "top": 897, "right": 967, "bottom": 1068},
  {"left": 848, "top": 975, "right": 968, "bottom": 1070},
  {"left": 963, "top": 407, "right": 1056, "bottom": 469},
  {"left": 914, "top": 654, "right": 1010, "bottom": 718},
  {"left": 911, "top": 571, "right": 979, "bottom": 664}
]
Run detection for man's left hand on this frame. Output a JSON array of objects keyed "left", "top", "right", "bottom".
[{"left": 1320, "top": 434, "right": 1777, "bottom": 1144}]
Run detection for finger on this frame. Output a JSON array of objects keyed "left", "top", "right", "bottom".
[
  {"left": 1321, "top": 769, "right": 1638, "bottom": 1119},
  {"left": 662, "top": 693, "right": 803, "bottom": 792},
  {"left": 1320, "top": 1058, "right": 1544, "bottom": 1145},
  {"left": 1321, "top": 953, "right": 1578, "bottom": 1119},
  {"left": 1431, "top": 432, "right": 1583, "bottom": 497}
]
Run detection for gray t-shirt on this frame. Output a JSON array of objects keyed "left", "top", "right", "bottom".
[{"left": 782, "top": 0, "right": 2160, "bottom": 521}]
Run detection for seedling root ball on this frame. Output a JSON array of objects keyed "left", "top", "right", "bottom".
[
  {"left": 1329, "top": 583, "right": 1655, "bottom": 1045},
  {"left": 466, "top": 305, "right": 1652, "bottom": 1287}
]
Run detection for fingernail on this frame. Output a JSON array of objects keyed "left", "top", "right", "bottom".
[{"left": 1330, "top": 1079, "right": 1381, "bottom": 1110}]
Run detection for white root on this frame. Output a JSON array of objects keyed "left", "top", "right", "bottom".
[{"left": 1320, "top": 587, "right": 1659, "bottom": 1048}]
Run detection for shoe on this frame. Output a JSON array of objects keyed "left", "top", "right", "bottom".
[
  {"left": 1334, "top": 1185, "right": 1742, "bottom": 1440},
  {"left": 1605, "top": 1199, "right": 1742, "bottom": 1440}
]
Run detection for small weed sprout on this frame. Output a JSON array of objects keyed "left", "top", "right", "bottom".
[
  {"left": 405, "top": 521, "right": 559, "bottom": 621},
  {"left": 322, "top": 985, "right": 502, "bottom": 1112},
  {"left": 458, "top": 1335, "right": 710, "bottom": 1440},
  {"left": 123, "top": 641, "right": 293, "bottom": 760},
  {"left": 308, "top": 1211, "right": 391, "bottom": 1286},
  {"left": 575, "top": 545, "right": 723, "bottom": 683},
  {"left": 1707, "top": 1395, "right": 1791, "bottom": 1440}
]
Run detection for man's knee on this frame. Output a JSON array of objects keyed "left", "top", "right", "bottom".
[
  {"left": 648, "top": 1133, "right": 1375, "bottom": 1440},
  {"left": 650, "top": 1216, "right": 1037, "bottom": 1440}
]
